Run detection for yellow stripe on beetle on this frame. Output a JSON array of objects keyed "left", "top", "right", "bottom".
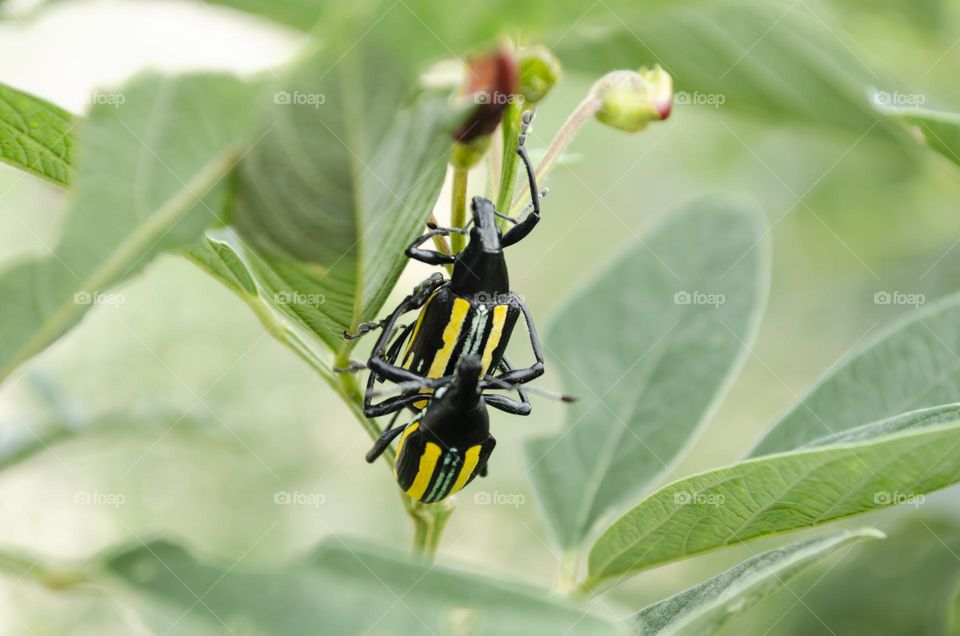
[
  {"left": 426, "top": 298, "right": 471, "bottom": 378},
  {"left": 406, "top": 441, "right": 442, "bottom": 500},
  {"left": 449, "top": 445, "right": 482, "bottom": 495},
  {"left": 479, "top": 304, "right": 508, "bottom": 376},
  {"left": 411, "top": 297, "right": 471, "bottom": 409},
  {"left": 402, "top": 294, "right": 435, "bottom": 370},
  {"left": 392, "top": 422, "right": 419, "bottom": 477}
]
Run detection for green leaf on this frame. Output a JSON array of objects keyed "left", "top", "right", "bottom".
[
  {"left": 890, "top": 106, "right": 960, "bottom": 168},
  {"left": 525, "top": 198, "right": 769, "bottom": 550},
  {"left": 186, "top": 233, "right": 350, "bottom": 352},
  {"left": 555, "top": 4, "right": 901, "bottom": 140},
  {"left": 230, "top": 11, "right": 460, "bottom": 347},
  {"left": 106, "top": 538, "right": 627, "bottom": 636},
  {"left": 584, "top": 406, "right": 960, "bottom": 585},
  {"left": 183, "top": 236, "right": 258, "bottom": 298},
  {"left": 634, "top": 528, "right": 883, "bottom": 636},
  {"left": 0, "top": 72, "right": 260, "bottom": 383},
  {"left": 750, "top": 516, "right": 960, "bottom": 636},
  {"left": 0, "top": 81, "right": 75, "bottom": 186},
  {"left": 752, "top": 292, "right": 960, "bottom": 456}
]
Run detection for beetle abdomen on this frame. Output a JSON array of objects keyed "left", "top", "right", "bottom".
[{"left": 393, "top": 423, "right": 495, "bottom": 503}]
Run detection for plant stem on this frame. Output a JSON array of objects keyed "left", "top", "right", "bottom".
[
  {"left": 495, "top": 102, "right": 523, "bottom": 229},
  {"left": 508, "top": 95, "right": 601, "bottom": 218},
  {"left": 450, "top": 166, "right": 469, "bottom": 253}
]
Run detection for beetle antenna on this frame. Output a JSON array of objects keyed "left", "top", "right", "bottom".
[{"left": 516, "top": 187, "right": 549, "bottom": 219}]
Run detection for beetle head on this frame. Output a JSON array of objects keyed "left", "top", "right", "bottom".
[{"left": 470, "top": 196, "right": 502, "bottom": 254}]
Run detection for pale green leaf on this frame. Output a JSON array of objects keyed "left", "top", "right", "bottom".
[
  {"left": 106, "top": 538, "right": 627, "bottom": 636},
  {"left": 585, "top": 406, "right": 960, "bottom": 585},
  {"left": 0, "top": 81, "right": 74, "bottom": 186},
  {"left": 752, "top": 293, "right": 960, "bottom": 456},
  {"left": 634, "top": 529, "right": 883, "bottom": 636},
  {"left": 0, "top": 72, "right": 260, "bottom": 383},
  {"left": 525, "top": 198, "right": 769, "bottom": 550},
  {"left": 230, "top": 10, "right": 461, "bottom": 347},
  {"left": 751, "top": 516, "right": 960, "bottom": 635}
]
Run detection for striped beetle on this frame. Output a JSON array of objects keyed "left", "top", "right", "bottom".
[
  {"left": 348, "top": 112, "right": 547, "bottom": 421},
  {"left": 365, "top": 355, "right": 494, "bottom": 503}
]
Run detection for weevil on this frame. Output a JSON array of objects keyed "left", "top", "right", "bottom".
[
  {"left": 346, "top": 111, "right": 548, "bottom": 419},
  {"left": 366, "top": 355, "right": 495, "bottom": 503}
]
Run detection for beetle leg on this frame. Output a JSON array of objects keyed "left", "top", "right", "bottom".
[
  {"left": 482, "top": 356, "right": 531, "bottom": 415},
  {"left": 364, "top": 391, "right": 432, "bottom": 419},
  {"left": 489, "top": 299, "right": 544, "bottom": 385},
  {"left": 365, "top": 415, "right": 409, "bottom": 463},
  {"left": 333, "top": 360, "right": 368, "bottom": 374},
  {"left": 364, "top": 277, "right": 451, "bottom": 417},
  {"left": 406, "top": 228, "right": 464, "bottom": 265}
]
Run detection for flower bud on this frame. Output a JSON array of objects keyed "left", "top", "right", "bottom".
[
  {"left": 454, "top": 44, "right": 518, "bottom": 143},
  {"left": 517, "top": 45, "right": 561, "bottom": 105},
  {"left": 592, "top": 66, "right": 673, "bottom": 132}
]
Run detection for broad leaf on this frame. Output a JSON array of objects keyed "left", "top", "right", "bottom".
[
  {"left": 0, "top": 72, "right": 260, "bottom": 383},
  {"left": 230, "top": 9, "right": 461, "bottom": 347},
  {"left": 585, "top": 406, "right": 960, "bottom": 585},
  {"left": 555, "top": 4, "right": 903, "bottom": 140},
  {"left": 525, "top": 199, "right": 768, "bottom": 550},
  {"left": 634, "top": 529, "right": 883, "bottom": 636},
  {"left": 106, "top": 538, "right": 627, "bottom": 636},
  {"left": 753, "top": 516, "right": 960, "bottom": 636},
  {"left": 752, "top": 292, "right": 960, "bottom": 456},
  {"left": 0, "top": 81, "right": 74, "bottom": 186}
]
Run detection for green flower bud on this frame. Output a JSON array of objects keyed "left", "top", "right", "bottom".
[
  {"left": 592, "top": 65, "right": 673, "bottom": 132},
  {"left": 450, "top": 135, "right": 492, "bottom": 169},
  {"left": 518, "top": 45, "right": 561, "bottom": 104}
]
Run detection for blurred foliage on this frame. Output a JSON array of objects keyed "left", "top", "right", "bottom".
[
  {"left": 726, "top": 515, "right": 960, "bottom": 635},
  {"left": 2, "top": 0, "right": 960, "bottom": 633}
]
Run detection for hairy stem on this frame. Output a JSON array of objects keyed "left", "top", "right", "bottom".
[
  {"left": 509, "top": 95, "right": 601, "bottom": 217},
  {"left": 450, "top": 166, "right": 469, "bottom": 253}
]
